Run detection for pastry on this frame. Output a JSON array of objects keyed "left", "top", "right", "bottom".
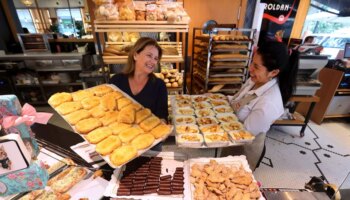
[
  {"left": 91, "top": 84, "right": 113, "bottom": 96},
  {"left": 110, "top": 145, "right": 137, "bottom": 166},
  {"left": 49, "top": 167, "right": 87, "bottom": 193},
  {"left": 149, "top": 124, "right": 171, "bottom": 139},
  {"left": 139, "top": 115, "right": 161, "bottom": 132},
  {"left": 56, "top": 101, "right": 82, "bottom": 115},
  {"left": 72, "top": 90, "right": 94, "bottom": 101},
  {"left": 48, "top": 92, "right": 72, "bottom": 107},
  {"left": 81, "top": 96, "right": 101, "bottom": 109},
  {"left": 135, "top": 108, "right": 152, "bottom": 124},
  {"left": 89, "top": 106, "right": 106, "bottom": 118},
  {"left": 100, "top": 111, "right": 119, "bottom": 126},
  {"left": 119, "top": 127, "right": 144, "bottom": 143},
  {"left": 124, "top": 103, "right": 142, "bottom": 112},
  {"left": 117, "top": 97, "right": 132, "bottom": 110},
  {"left": 108, "top": 122, "right": 132, "bottom": 135},
  {"left": 131, "top": 133, "right": 155, "bottom": 150},
  {"left": 64, "top": 109, "right": 91, "bottom": 125},
  {"left": 86, "top": 126, "right": 113, "bottom": 144},
  {"left": 118, "top": 107, "right": 135, "bottom": 124},
  {"left": 96, "top": 135, "right": 122, "bottom": 155},
  {"left": 75, "top": 118, "right": 102, "bottom": 134},
  {"left": 100, "top": 93, "right": 117, "bottom": 111}
]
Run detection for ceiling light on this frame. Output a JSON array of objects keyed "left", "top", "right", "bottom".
[{"left": 21, "top": 0, "right": 33, "bottom": 6}]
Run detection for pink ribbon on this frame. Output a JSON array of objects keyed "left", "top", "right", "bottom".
[{"left": 2, "top": 103, "right": 53, "bottom": 129}]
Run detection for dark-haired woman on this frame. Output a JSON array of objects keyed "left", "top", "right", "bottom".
[
  {"left": 221, "top": 41, "right": 299, "bottom": 169},
  {"left": 109, "top": 38, "right": 168, "bottom": 151}
]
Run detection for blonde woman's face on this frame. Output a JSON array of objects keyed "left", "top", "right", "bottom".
[{"left": 134, "top": 45, "right": 159, "bottom": 74}]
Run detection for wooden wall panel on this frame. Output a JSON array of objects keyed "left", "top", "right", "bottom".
[{"left": 184, "top": 0, "right": 247, "bottom": 56}]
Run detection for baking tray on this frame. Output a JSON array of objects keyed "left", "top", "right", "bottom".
[
  {"left": 104, "top": 151, "right": 188, "bottom": 200},
  {"left": 48, "top": 84, "right": 174, "bottom": 169}
]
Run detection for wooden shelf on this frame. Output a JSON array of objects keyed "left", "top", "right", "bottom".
[
  {"left": 274, "top": 112, "right": 305, "bottom": 125},
  {"left": 48, "top": 38, "right": 94, "bottom": 43},
  {"left": 94, "top": 20, "right": 189, "bottom": 33},
  {"left": 42, "top": 83, "right": 83, "bottom": 87},
  {"left": 324, "top": 114, "right": 350, "bottom": 118},
  {"left": 15, "top": 84, "right": 40, "bottom": 87}
]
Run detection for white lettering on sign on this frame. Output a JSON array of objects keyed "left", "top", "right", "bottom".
[{"left": 264, "top": 3, "right": 290, "bottom": 11}]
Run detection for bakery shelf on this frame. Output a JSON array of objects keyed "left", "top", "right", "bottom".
[
  {"left": 211, "top": 48, "right": 250, "bottom": 53},
  {"left": 15, "top": 84, "right": 40, "bottom": 87},
  {"left": 103, "top": 41, "right": 184, "bottom": 64},
  {"left": 94, "top": 20, "right": 189, "bottom": 33},
  {"left": 41, "top": 82, "right": 83, "bottom": 87}
]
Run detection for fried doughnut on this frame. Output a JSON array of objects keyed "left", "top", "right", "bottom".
[
  {"left": 117, "top": 97, "right": 132, "bottom": 110},
  {"left": 139, "top": 115, "right": 161, "bottom": 132},
  {"left": 131, "top": 133, "right": 155, "bottom": 150},
  {"left": 75, "top": 118, "right": 102, "bottom": 134},
  {"left": 100, "top": 111, "right": 119, "bottom": 126},
  {"left": 48, "top": 92, "right": 72, "bottom": 107},
  {"left": 88, "top": 106, "right": 106, "bottom": 118},
  {"left": 117, "top": 107, "right": 135, "bottom": 124},
  {"left": 91, "top": 84, "right": 113, "bottom": 96},
  {"left": 72, "top": 90, "right": 94, "bottom": 101},
  {"left": 96, "top": 135, "right": 122, "bottom": 155},
  {"left": 100, "top": 92, "right": 118, "bottom": 111},
  {"left": 150, "top": 124, "right": 171, "bottom": 139},
  {"left": 108, "top": 122, "right": 132, "bottom": 135},
  {"left": 85, "top": 126, "right": 113, "bottom": 144},
  {"left": 135, "top": 108, "right": 152, "bottom": 124},
  {"left": 118, "top": 127, "right": 144, "bottom": 143},
  {"left": 81, "top": 96, "right": 101, "bottom": 109},
  {"left": 64, "top": 109, "right": 91, "bottom": 125},
  {"left": 110, "top": 145, "right": 137, "bottom": 166},
  {"left": 56, "top": 101, "right": 82, "bottom": 115}
]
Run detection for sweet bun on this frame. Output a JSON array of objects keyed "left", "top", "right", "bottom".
[
  {"left": 110, "top": 145, "right": 137, "bottom": 166},
  {"left": 81, "top": 96, "right": 101, "bottom": 109},
  {"left": 100, "top": 93, "right": 118, "bottom": 111},
  {"left": 118, "top": 127, "right": 144, "bottom": 143},
  {"left": 139, "top": 115, "right": 161, "bottom": 132},
  {"left": 135, "top": 108, "right": 152, "bottom": 124},
  {"left": 150, "top": 124, "right": 171, "bottom": 139},
  {"left": 108, "top": 122, "right": 132, "bottom": 135},
  {"left": 75, "top": 118, "right": 102, "bottom": 134},
  {"left": 131, "top": 133, "right": 155, "bottom": 150},
  {"left": 48, "top": 92, "right": 72, "bottom": 107},
  {"left": 117, "top": 97, "right": 132, "bottom": 110},
  {"left": 117, "top": 107, "right": 135, "bottom": 124},
  {"left": 91, "top": 84, "right": 113, "bottom": 96},
  {"left": 85, "top": 127, "right": 113, "bottom": 144},
  {"left": 88, "top": 106, "right": 106, "bottom": 118},
  {"left": 56, "top": 102, "right": 82, "bottom": 115},
  {"left": 64, "top": 109, "right": 91, "bottom": 125},
  {"left": 100, "top": 111, "right": 119, "bottom": 126},
  {"left": 72, "top": 90, "right": 94, "bottom": 101},
  {"left": 96, "top": 135, "right": 122, "bottom": 155}
]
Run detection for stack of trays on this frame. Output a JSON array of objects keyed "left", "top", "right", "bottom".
[{"left": 172, "top": 94, "right": 255, "bottom": 148}]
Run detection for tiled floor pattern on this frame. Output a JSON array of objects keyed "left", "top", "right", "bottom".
[{"left": 254, "top": 121, "right": 350, "bottom": 190}]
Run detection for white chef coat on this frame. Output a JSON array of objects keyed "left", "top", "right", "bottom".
[{"left": 229, "top": 78, "right": 284, "bottom": 135}]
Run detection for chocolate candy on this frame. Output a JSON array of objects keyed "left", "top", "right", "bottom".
[
  {"left": 130, "top": 190, "right": 144, "bottom": 195},
  {"left": 172, "top": 189, "right": 184, "bottom": 195},
  {"left": 160, "top": 175, "right": 172, "bottom": 180},
  {"left": 144, "top": 185, "right": 159, "bottom": 190},
  {"left": 172, "top": 185, "right": 184, "bottom": 190},
  {"left": 157, "top": 190, "right": 172, "bottom": 195},
  {"left": 146, "top": 181, "right": 159, "bottom": 186},
  {"left": 144, "top": 188, "right": 158, "bottom": 194},
  {"left": 117, "top": 190, "right": 131, "bottom": 196}
]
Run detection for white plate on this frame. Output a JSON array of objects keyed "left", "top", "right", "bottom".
[
  {"left": 216, "top": 113, "right": 238, "bottom": 123},
  {"left": 175, "top": 124, "right": 200, "bottom": 135},
  {"left": 196, "top": 116, "right": 219, "bottom": 126},
  {"left": 177, "top": 133, "right": 204, "bottom": 148},
  {"left": 174, "top": 115, "right": 196, "bottom": 125},
  {"left": 221, "top": 121, "right": 244, "bottom": 132},
  {"left": 195, "top": 108, "right": 215, "bottom": 117}
]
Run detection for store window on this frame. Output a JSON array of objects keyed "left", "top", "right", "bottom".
[
  {"left": 56, "top": 8, "right": 83, "bottom": 37},
  {"left": 16, "top": 9, "right": 36, "bottom": 33},
  {"left": 302, "top": 0, "right": 350, "bottom": 58}
]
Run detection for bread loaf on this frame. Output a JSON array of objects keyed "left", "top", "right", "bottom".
[
  {"left": 110, "top": 145, "right": 137, "bottom": 166},
  {"left": 85, "top": 127, "right": 113, "bottom": 144},
  {"left": 48, "top": 92, "right": 72, "bottom": 107}
]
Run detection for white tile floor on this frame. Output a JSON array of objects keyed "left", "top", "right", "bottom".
[{"left": 37, "top": 106, "right": 350, "bottom": 191}]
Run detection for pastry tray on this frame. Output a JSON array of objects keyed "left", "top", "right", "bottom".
[
  {"left": 104, "top": 151, "right": 188, "bottom": 200},
  {"left": 49, "top": 84, "right": 173, "bottom": 169},
  {"left": 183, "top": 156, "right": 265, "bottom": 200}
]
